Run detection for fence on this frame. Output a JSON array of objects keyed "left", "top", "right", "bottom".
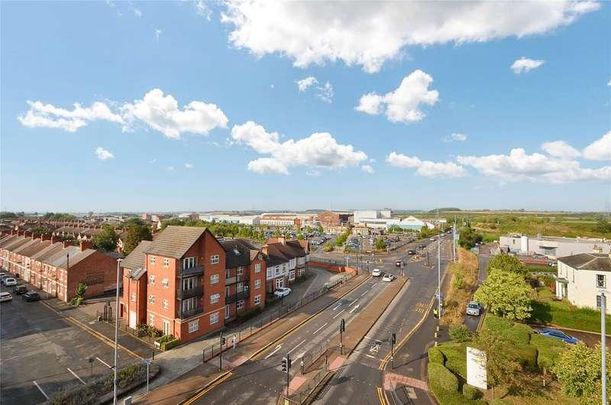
[
  {"left": 96, "top": 309, "right": 159, "bottom": 347},
  {"left": 277, "top": 367, "right": 332, "bottom": 404}
]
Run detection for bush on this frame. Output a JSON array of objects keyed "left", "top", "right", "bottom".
[
  {"left": 530, "top": 333, "right": 565, "bottom": 369},
  {"left": 509, "top": 344, "right": 538, "bottom": 372},
  {"left": 484, "top": 315, "right": 531, "bottom": 345},
  {"left": 438, "top": 343, "right": 467, "bottom": 378},
  {"left": 449, "top": 325, "right": 472, "bottom": 343},
  {"left": 428, "top": 362, "right": 459, "bottom": 393},
  {"left": 160, "top": 338, "right": 180, "bottom": 351},
  {"left": 428, "top": 347, "right": 445, "bottom": 365},
  {"left": 462, "top": 384, "right": 481, "bottom": 400}
]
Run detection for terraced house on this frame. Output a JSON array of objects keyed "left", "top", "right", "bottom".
[{"left": 262, "top": 238, "right": 309, "bottom": 292}]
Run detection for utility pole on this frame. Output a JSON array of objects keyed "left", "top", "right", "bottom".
[
  {"left": 340, "top": 318, "right": 346, "bottom": 355},
  {"left": 219, "top": 332, "right": 225, "bottom": 371},
  {"left": 437, "top": 215, "right": 442, "bottom": 321},
  {"left": 390, "top": 333, "right": 396, "bottom": 369},
  {"left": 601, "top": 292, "right": 607, "bottom": 405},
  {"left": 113, "top": 258, "right": 122, "bottom": 405}
]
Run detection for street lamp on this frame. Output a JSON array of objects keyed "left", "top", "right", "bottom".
[
  {"left": 113, "top": 258, "right": 122, "bottom": 405},
  {"left": 600, "top": 291, "right": 607, "bottom": 405}
]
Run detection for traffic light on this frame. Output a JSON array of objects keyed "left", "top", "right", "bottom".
[
  {"left": 340, "top": 319, "right": 346, "bottom": 333},
  {"left": 281, "top": 356, "right": 291, "bottom": 373},
  {"left": 391, "top": 333, "right": 396, "bottom": 345}
]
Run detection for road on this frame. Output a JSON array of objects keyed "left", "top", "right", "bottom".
[
  {"left": 465, "top": 244, "right": 491, "bottom": 333},
  {"left": 313, "top": 237, "right": 453, "bottom": 405}
]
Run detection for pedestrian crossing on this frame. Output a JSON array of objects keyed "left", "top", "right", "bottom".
[{"left": 413, "top": 302, "right": 428, "bottom": 313}]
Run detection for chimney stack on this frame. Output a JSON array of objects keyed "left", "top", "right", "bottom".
[
  {"left": 63, "top": 240, "right": 72, "bottom": 249},
  {"left": 79, "top": 240, "right": 93, "bottom": 251}
]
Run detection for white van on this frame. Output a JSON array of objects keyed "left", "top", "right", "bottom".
[{"left": 0, "top": 292, "right": 13, "bottom": 302}]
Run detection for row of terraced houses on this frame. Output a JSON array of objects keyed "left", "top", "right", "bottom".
[{"left": 120, "top": 226, "right": 309, "bottom": 342}]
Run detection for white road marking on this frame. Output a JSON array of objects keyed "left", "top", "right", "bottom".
[
  {"left": 295, "top": 351, "right": 306, "bottom": 360},
  {"left": 312, "top": 322, "right": 328, "bottom": 335},
  {"left": 349, "top": 299, "right": 359, "bottom": 307},
  {"left": 332, "top": 302, "right": 342, "bottom": 311},
  {"left": 33, "top": 381, "right": 49, "bottom": 400},
  {"left": 67, "top": 368, "right": 85, "bottom": 384},
  {"left": 288, "top": 339, "right": 306, "bottom": 355},
  {"left": 96, "top": 357, "right": 112, "bottom": 369},
  {"left": 360, "top": 290, "right": 369, "bottom": 297},
  {"left": 349, "top": 304, "right": 360, "bottom": 314},
  {"left": 365, "top": 354, "right": 377, "bottom": 359},
  {"left": 332, "top": 309, "right": 346, "bottom": 319},
  {"left": 265, "top": 344, "right": 283, "bottom": 359}
]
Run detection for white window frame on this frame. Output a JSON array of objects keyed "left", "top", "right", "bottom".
[
  {"left": 255, "top": 279, "right": 261, "bottom": 290},
  {"left": 596, "top": 274, "right": 606, "bottom": 289},
  {"left": 182, "top": 256, "right": 196, "bottom": 269},
  {"left": 210, "top": 255, "right": 220, "bottom": 265},
  {"left": 237, "top": 300, "right": 245, "bottom": 310},
  {"left": 210, "top": 293, "right": 220, "bottom": 304},
  {"left": 255, "top": 263, "right": 261, "bottom": 273},
  {"left": 148, "top": 294, "right": 155, "bottom": 304},
  {"left": 163, "top": 258, "right": 170, "bottom": 268},
  {"left": 254, "top": 295, "right": 261, "bottom": 305},
  {"left": 210, "top": 274, "right": 219, "bottom": 284},
  {"left": 149, "top": 256, "right": 156, "bottom": 265},
  {"left": 149, "top": 275, "right": 155, "bottom": 285},
  {"left": 162, "top": 278, "right": 169, "bottom": 288},
  {"left": 149, "top": 313, "right": 155, "bottom": 325},
  {"left": 188, "top": 319, "right": 199, "bottom": 333},
  {"left": 275, "top": 278, "right": 284, "bottom": 289},
  {"left": 237, "top": 267, "right": 244, "bottom": 276},
  {"left": 162, "top": 299, "right": 169, "bottom": 309},
  {"left": 182, "top": 277, "right": 196, "bottom": 290},
  {"left": 130, "top": 292, "right": 136, "bottom": 302},
  {"left": 182, "top": 297, "right": 197, "bottom": 312},
  {"left": 210, "top": 312, "right": 219, "bottom": 325}
]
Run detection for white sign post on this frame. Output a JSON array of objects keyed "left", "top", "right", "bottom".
[{"left": 466, "top": 346, "right": 487, "bottom": 390}]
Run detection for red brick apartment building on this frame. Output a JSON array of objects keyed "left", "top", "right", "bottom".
[
  {"left": 120, "top": 226, "right": 267, "bottom": 342},
  {"left": 0, "top": 233, "right": 119, "bottom": 302}
]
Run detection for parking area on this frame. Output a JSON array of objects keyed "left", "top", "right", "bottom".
[{"left": 0, "top": 283, "right": 136, "bottom": 404}]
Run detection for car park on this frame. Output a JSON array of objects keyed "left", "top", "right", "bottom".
[
  {"left": 22, "top": 292, "right": 41, "bottom": 302},
  {"left": 534, "top": 328, "right": 579, "bottom": 344},
  {"left": 466, "top": 301, "right": 482, "bottom": 316},
  {"left": 382, "top": 274, "right": 395, "bottom": 282},
  {"left": 371, "top": 268, "right": 382, "bottom": 277},
  {"left": 0, "top": 292, "right": 13, "bottom": 302},
  {"left": 12, "top": 285, "right": 27, "bottom": 295},
  {"left": 273, "top": 287, "right": 291, "bottom": 298},
  {"left": 3, "top": 277, "right": 17, "bottom": 287}
]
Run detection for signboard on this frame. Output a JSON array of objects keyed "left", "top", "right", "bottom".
[{"left": 466, "top": 346, "right": 487, "bottom": 390}]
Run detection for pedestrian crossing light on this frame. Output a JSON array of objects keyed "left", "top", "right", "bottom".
[
  {"left": 281, "top": 356, "right": 291, "bottom": 373},
  {"left": 340, "top": 319, "right": 346, "bottom": 333}
]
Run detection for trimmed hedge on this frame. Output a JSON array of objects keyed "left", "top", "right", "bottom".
[
  {"left": 160, "top": 338, "right": 180, "bottom": 351},
  {"left": 438, "top": 343, "right": 467, "bottom": 379},
  {"left": 462, "top": 384, "right": 481, "bottom": 400},
  {"left": 484, "top": 315, "right": 531, "bottom": 345},
  {"left": 428, "top": 362, "right": 459, "bottom": 393},
  {"left": 428, "top": 346, "right": 446, "bottom": 365}
]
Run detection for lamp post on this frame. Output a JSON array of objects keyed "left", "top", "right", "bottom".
[
  {"left": 601, "top": 292, "right": 607, "bottom": 405},
  {"left": 437, "top": 230, "right": 442, "bottom": 320},
  {"left": 113, "top": 258, "right": 122, "bottom": 405}
]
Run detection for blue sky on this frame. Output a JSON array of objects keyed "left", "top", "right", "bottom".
[{"left": 1, "top": 1, "right": 610, "bottom": 213}]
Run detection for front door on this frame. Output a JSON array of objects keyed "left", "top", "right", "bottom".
[
  {"left": 162, "top": 320, "right": 170, "bottom": 336},
  {"left": 129, "top": 311, "right": 137, "bottom": 329}
]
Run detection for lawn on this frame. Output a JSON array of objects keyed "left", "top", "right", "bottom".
[
  {"left": 530, "top": 288, "right": 611, "bottom": 333},
  {"left": 526, "top": 264, "right": 556, "bottom": 273}
]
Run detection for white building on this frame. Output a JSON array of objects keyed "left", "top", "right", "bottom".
[
  {"left": 500, "top": 235, "right": 611, "bottom": 259},
  {"left": 353, "top": 210, "right": 433, "bottom": 231},
  {"left": 556, "top": 253, "right": 610, "bottom": 314},
  {"left": 199, "top": 214, "right": 260, "bottom": 226}
]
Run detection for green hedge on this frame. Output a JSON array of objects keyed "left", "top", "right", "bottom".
[
  {"left": 462, "top": 384, "right": 481, "bottom": 400},
  {"left": 428, "top": 347, "right": 446, "bottom": 365},
  {"left": 438, "top": 343, "right": 467, "bottom": 379},
  {"left": 428, "top": 362, "right": 459, "bottom": 393},
  {"left": 484, "top": 315, "right": 531, "bottom": 345},
  {"left": 160, "top": 338, "right": 180, "bottom": 351}
]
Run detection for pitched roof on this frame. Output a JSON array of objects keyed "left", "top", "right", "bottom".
[
  {"left": 14, "top": 240, "right": 52, "bottom": 257},
  {"left": 121, "top": 240, "right": 153, "bottom": 270},
  {"left": 265, "top": 239, "right": 307, "bottom": 266},
  {"left": 144, "top": 226, "right": 207, "bottom": 259},
  {"left": 221, "top": 239, "right": 258, "bottom": 269},
  {"left": 558, "top": 253, "right": 611, "bottom": 272},
  {"left": 30, "top": 242, "right": 64, "bottom": 261}
]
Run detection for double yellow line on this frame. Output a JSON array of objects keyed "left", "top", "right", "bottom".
[
  {"left": 182, "top": 371, "right": 233, "bottom": 405},
  {"left": 376, "top": 387, "right": 388, "bottom": 405}
]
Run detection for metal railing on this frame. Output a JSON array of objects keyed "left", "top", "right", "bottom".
[
  {"left": 179, "top": 265, "right": 204, "bottom": 277},
  {"left": 180, "top": 305, "right": 204, "bottom": 319},
  {"left": 225, "top": 289, "right": 250, "bottom": 304},
  {"left": 177, "top": 285, "right": 204, "bottom": 300}
]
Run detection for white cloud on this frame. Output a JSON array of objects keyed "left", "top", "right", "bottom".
[
  {"left": 541, "top": 140, "right": 581, "bottom": 159},
  {"left": 583, "top": 131, "right": 611, "bottom": 160},
  {"left": 95, "top": 147, "right": 114, "bottom": 161},
  {"left": 297, "top": 76, "right": 318, "bottom": 92},
  {"left": 221, "top": 1, "right": 598, "bottom": 73},
  {"left": 386, "top": 152, "right": 466, "bottom": 177},
  {"left": 361, "top": 164, "right": 375, "bottom": 174},
  {"left": 193, "top": 0, "right": 211, "bottom": 20},
  {"left": 511, "top": 57, "right": 545, "bottom": 74},
  {"left": 155, "top": 29, "right": 162, "bottom": 41},
  {"left": 356, "top": 70, "right": 438, "bottom": 123},
  {"left": 167, "top": 166, "right": 175, "bottom": 171},
  {"left": 607, "top": 79, "right": 611, "bottom": 86},
  {"left": 443, "top": 133, "right": 468, "bottom": 143},
  {"left": 231, "top": 121, "right": 367, "bottom": 175},
  {"left": 184, "top": 163, "right": 193, "bottom": 169},
  {"left": 18, "top": 100, "right": 124, "bottom": 132}
]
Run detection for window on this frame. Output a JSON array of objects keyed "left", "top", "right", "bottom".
[
  {"left": 210, "top": 255, "right": 220, "bottom": 265},
  {"left": 267, "top": 268, "right": 273, "bottom": 279},
  {"left": 149, "top": 275, "right": 155, "bottom": 285},
  {"left": 149, "top": 313, "right": 155, "bottom": 325},
  {"left": 182, "top": 277, "right": 196, "bottom": 290},
  {"left": 255, "top": 279, "right": 261, "bottom": 289},
  {"left": 237, "top": 267, "right": 244, "bottom": 276},
  {"left": 163, "top": 258, "right": 170, "bottom": 268},
  {"left": 149, "top": 256, "right": 156, "bottom": 265},
  {"left": 596, "top": 274, "right": 606, "bottom": 289},
  {"left": 162, "top": 299, "right": 169, "bottom": 309},
  {"left": 182, "top": 256, "right": 196, "bottom": 269},
  {"left": 255, "top": 263, "right": 261, "bottom": 273},
  {"left": 130, "top": 292, "right": 136, "bottom": 302},
  {"left": 211, "top": 293, "right": 220, "bottom": 304},
  {"left": 210, "top": 274, "right": 219, "bottom": 284},
  {"left": 254, "top": 295, "right": 261, "bottom": 305},
  {"left": 162, "top": 278, "right": 169, "bottom": 288},
  {"left": 188, "top": 319, "right": 199, "bottom": 333},
  {"left": 148, "top": 294, "right": 155, "bottom": 304},
  {"left": 210, "top": 312, "right": 219, "bottom": 325},
  {"left": 182, "top": 297, "right": 197, "bottom": 312},
  {"left": 275, "top": 278, "right": 284, "bottom": 289},
  {"left": 237, "top": 300, "right": 245, "bottom": 310}
]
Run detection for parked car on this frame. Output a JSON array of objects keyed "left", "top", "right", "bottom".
[
  {"left": 371, "top": 268, "right": 382, "bottom": 277},
  {"left": 534, "top": 328, "right": 579, "bottom": 344},
  {"left": 0, "top": 292, "right": 13, "bottom": 303},
  {"left": 22, "top": 292, "right": 41, "bottom": 302},
  {"left": 382, "top": 274, "right": 395, "bottom": 282},
  {"left": 273, "top": 287, "right": 292, "bottom": 298},
  {"left": 0, "top": 275, "right": 11, "bottom": 285},
  {"left": 12, "top": 285, "right": 28, "bottom": 295},
  {"left": 3, "top": 278, "right": 17, "bottom": 287},
  {"left": 466, "top": 301, "right": 482, "bottom": 316},
  {"left": 407, "top": 250, "right": 416, "bottom": 255}
]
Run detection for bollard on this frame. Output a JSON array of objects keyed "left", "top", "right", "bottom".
[
  {"left": 434, "top": 332, "right": 438, "bottom": 338},
  {"left": 436, "top": 325, "right": 440, "bottom": 332},
  {"left": 434, "top": 341, "right": 438, "bottom": 347}
]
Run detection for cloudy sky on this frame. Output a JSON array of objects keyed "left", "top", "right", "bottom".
[{"left": 1, "top": 1, "right": 610, "bottom": 212}]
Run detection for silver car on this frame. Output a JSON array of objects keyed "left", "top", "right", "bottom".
[{"left": 466, "top": 301, "right": 482, "bottom": 316}]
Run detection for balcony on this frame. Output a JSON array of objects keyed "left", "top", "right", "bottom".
[
  {"left": 179, "top": 265, "right": 204, "bottom": 278},
  {"left": 177, "top": 285, "right": 204, "bottom": 300},
  {"left": 179, "top": 305, "right": 204, "bottom": 319},
  {"left": 225, "top": 289, "right": 250, "bottom": 304},
  {"left": 225, "top": 274, "right": 250, "bottom": 285}
]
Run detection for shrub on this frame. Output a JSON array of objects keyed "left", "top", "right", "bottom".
[
  {"left": 449, "top": 325, "right": 472, "bottom": 343},
  {"left": 438, "top": 343, "right": 467, "bottom": 378},
  {"left": 530, "top": 333, "right": 565, "bottom": 369},
  {"left": 462, "top": 384, "right": 481, "bottom": 400},
  {"left": 428, "top": 362, "right": 459, "bottom": 393},
  {"left": 157, "top": 335, "right": 180, "bottom": 351},
  {"left": 428, "top": 347, "right": 445, "bottom": 365},
  {"left": 453, "top": 274, "right": 465, "bottom": 289}
]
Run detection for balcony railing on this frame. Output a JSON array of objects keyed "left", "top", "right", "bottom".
[
  {"left": 179, "top": 305, "right": 204, "bottom": 319},
  {"left": 177, "top": 285, "right": 204, "bottom": 300},
  {"left": 225, "top": 289, "right": 250, "bottom": 304},
  {"left": 225, "top": 274, "right": 250, "bottom": 285},
  {"left": 179, "top": 265, "right": 204, "bottom": 278}
]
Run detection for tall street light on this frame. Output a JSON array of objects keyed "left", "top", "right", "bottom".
[
  {"left": 601, "top": 292, "right": 607, "bottom": 405},
  {"left": 114, "top": 258, "right": 122, "bottom": 404}
]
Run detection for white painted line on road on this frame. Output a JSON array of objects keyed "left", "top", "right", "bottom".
[
  {"left": 360, "top": 289, "right": 369, "bottom": 297},
  {"left": 295, "top": 351, "right": 306, "bottom": 360},
  {"left": 96, "top": 357, "right": 112, "bottom": 369},
  {"left": 67, "top": 368, "right": 85, "bottom": 384},
  {"left": 33, "top": 381, "right": 49, "bottom": 400},
  {"left": 332, "top": 309, "right": 346, "bottom": 319},
  {"left": 265, "top": 344, "right": 283, "bottom": 359},
  {"left": 332, "top": 302, "right": 342, "bottom": 311},
  {"left": 349, "top": 304, "right": 360, "bottom": 314},
  {"left": 365, "top": 354, "right": 377, "bottom": 359},
  {"left": 349, "top": 298, "right": 359, "bottom": 307},
  {"left": 288, "top": 339, "right": 306, "bottom": 355},
  {"left": 312, "top": 322, "right": 328, "bottom": 335}
]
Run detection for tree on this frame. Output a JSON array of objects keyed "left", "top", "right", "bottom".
[
  {"left": 296, "top": 233, "right": 305, "bottom": 240},
  {"left": 458, "top": 226, "right": 483, "bottom": 249},
  {"left": 554, "top": 343, "right": 610, "bottom": 402},
  {"left": 93, "top": 224, "right": 119, "bottom": 252},
  {"left": 474, "top": 328, "right": 523, "bottom": 396},
  {"left": 122, "top": 218, "right": 153, "bottom": 255},
  {"left": 323, "top": 242, "right": 334, "bottom": 252},
  {"left": 487, "top": 253, "right": 527, "bottom": 276},
  {"left": 70, "top": 282, "right": 88, "bottom": 306},
  {"left": 335, "top": 230, "right": 350, "bottom": 246},
  {"left": 374, "top": 238, "right": 386, "bottom": 250},
  {"left": 474, "top": 270, "right": 532, "bottom": 320}
]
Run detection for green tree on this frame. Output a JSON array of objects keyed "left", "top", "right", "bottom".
[
  {"left": 474, "top": 328, "right": 523, "bottom": 396},
  {"left": 335, "top": 230, "right": 350, "bottom": 246},
  {"left": 92, "top": 224, "right": 119, "bottom": 252},
  {"left": 374, "top": 238, "right": 386, "bottom": 250},
  {"left": 474, "top": 270, "right": 532, "bottom": 320},
  {"left": 554, "top": 343, "right": 610, "bottom": 402},
  {"left": 122, "top": 218, "right": 153, "bottom": 255},
  {"left": 70, "top": 282, "right": 88, "bottom": 306},
  {"left": 487, "top": 253, "right": 527, "bottom": 276},
  {"left": 296, "top": 233, "right": 305, "bottom": 240},
  {"left": 458, "top": 225, "right": 483, "bottom": 249},
  {"left": 323, "top": 242, "right": 334, "bottom": 252}
]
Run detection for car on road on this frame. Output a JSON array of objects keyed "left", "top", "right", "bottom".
[
  {"left": 534, "top": 328, "right": 579, "bottom": 344},
  {"left": 407, "top": 249, "right": 416, "bottom": 255},
  {"left": 22, "top": 292, "right": 41, "bottom": 302},
  {"left": 395, "top": 260, "right": 403, "bottom": 267},
  {"left": 382, "top": 274, "right": 395, "bottom": 282},
  {"left": 0, "top": 292, "right": 13, "bottom": 302},
  {"left": 273, "top": 287, "right": 291, "bottom": 298},
  {"left": 371, "top": 268, "right": 382, "bottom": 277},
  {"left": 3, "top": 277, "right": 17, "bottom": 287},
  {"left": 466, "top": 301, "right": 482, "bottom": 316},
  {"left": 12, "top": 285, "right": 28, "bottom": 295}
]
